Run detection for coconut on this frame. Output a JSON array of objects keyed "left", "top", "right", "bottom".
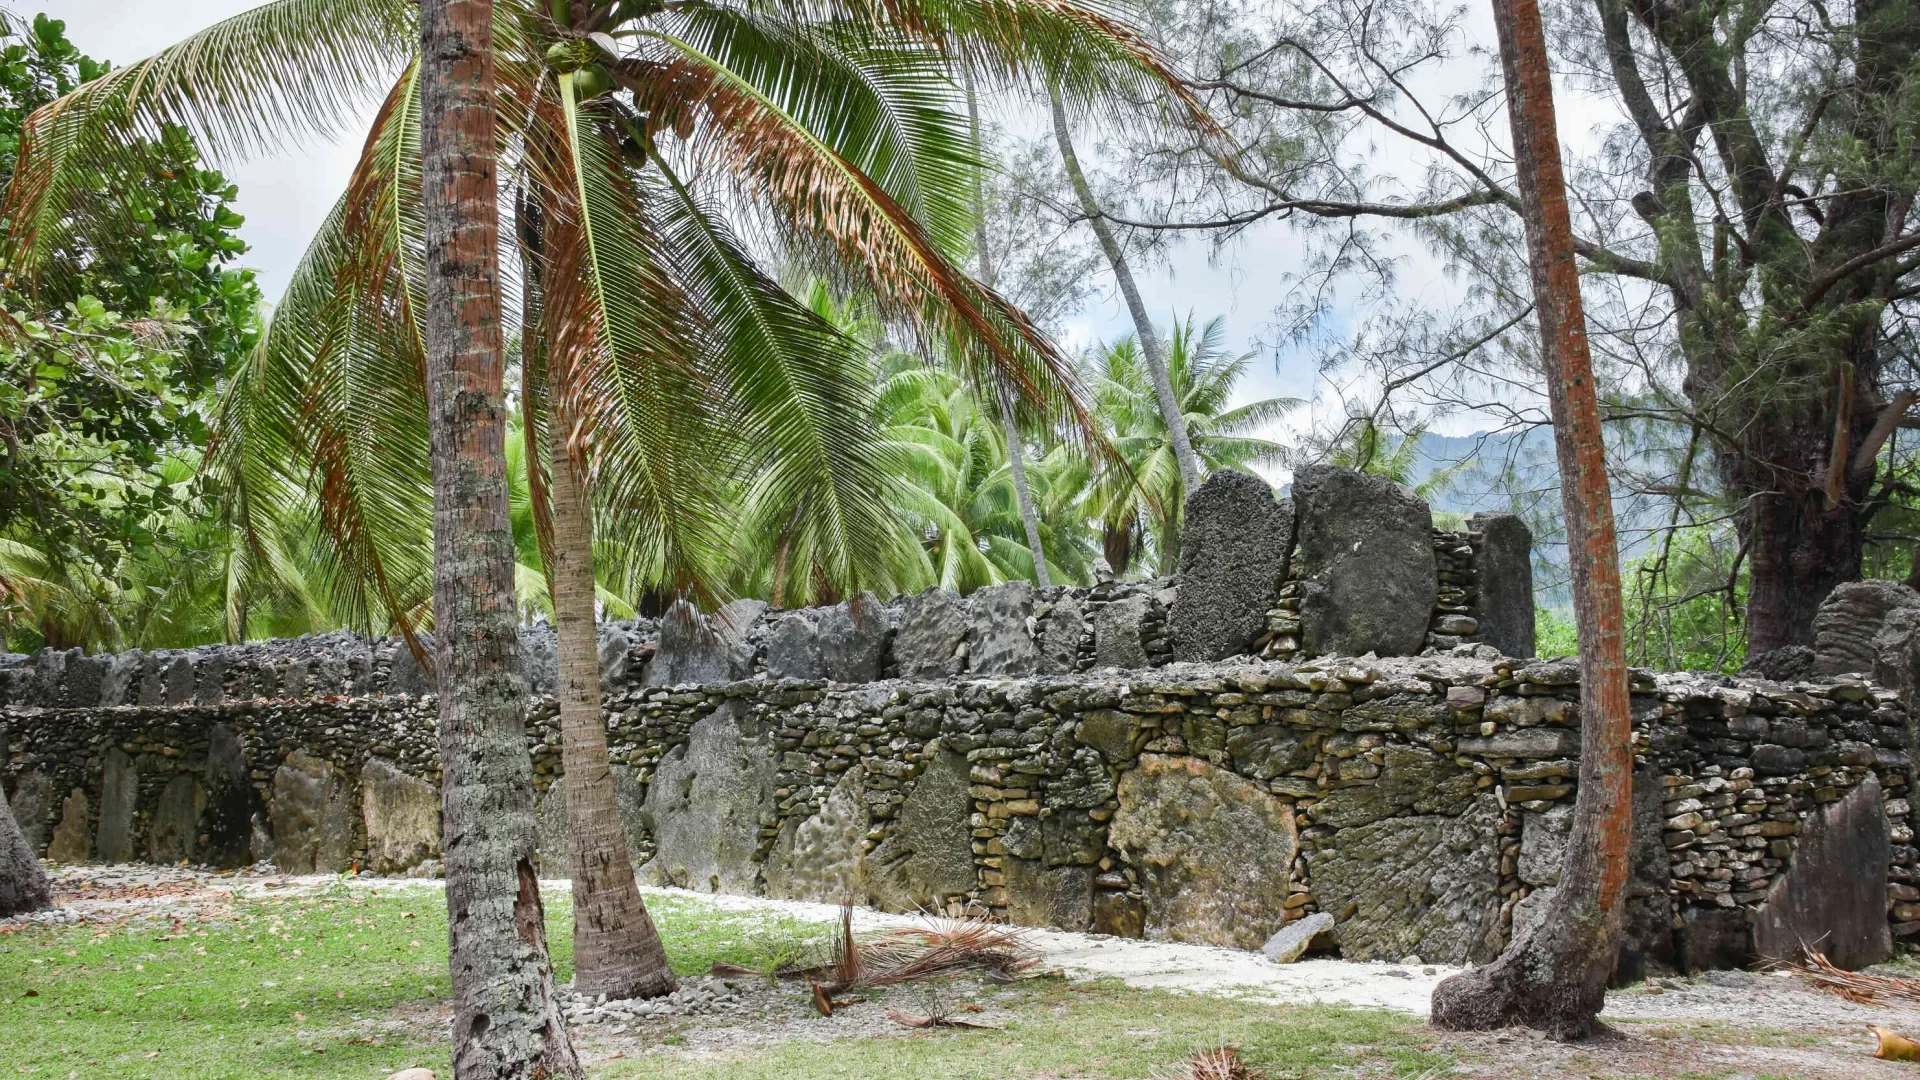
[{"left": 574, "top": 64, "right": 614, "bottom": 99}]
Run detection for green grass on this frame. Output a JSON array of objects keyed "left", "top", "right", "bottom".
[
  {"left": 0, "top": 883, "right": 833, "bottom": 1079},
  {"left": 603, "top": 979, "right": 1449, "bottom": 1080},
  {"left": 1, "top": 883, "right": 1447, "bottom": 1080}
]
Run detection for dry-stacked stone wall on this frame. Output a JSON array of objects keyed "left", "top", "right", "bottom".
[
  {"left": 4, "top": 654, "right": 1910, "bottom": 975},
  {"left": 5, "top": 465, "right": 1901, "bottom": 974}
]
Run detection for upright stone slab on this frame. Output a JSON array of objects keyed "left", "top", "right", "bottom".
[
  {"left": 270, "top": 751, "right": 355, "bottom": 874},
  {"left": 161, "top": 653, "right": 196, "bottom": 704},
  {"left": 361, "top": 758, "right": 441, "bottom": 874},
  {"left": 1107, "top": 754, "right": 1298, "bottom": 950},
  {"left": 1519, "top": 803, "right": 1572, "bottom": 886},
  {"left": 1003, "top": 860, "right": 1093, "bottom": 930},
  {"left": 519, "top": 625, "right": 558, "bottom": 698},
  {"left": 100, "top": 650, "right": 142, "bottom": 706},
  {"left": 1754, "top": 774, "right": 1891, "bottom": 969},
  {"left": 867, "top": 743, "right": 976, "bottom": 912},
  {"left": 192, "top": 648, "right": 227, "bottom": 705},
  {"left": 1170, "top": 470, "right": 1293, "bottom": 662},
  {"left": 1616, "top": 766, "right": 1677, "bottom": 982},
  {"left": 765, "top": 766, "right": 869, "bottom": 903},
  {"left": 1291, "top": 464, "right": 1437, "bottom": 657},
  {"left": 95, "top": 748, "right": 138, "bottom": 863},
  {"left": 1470, "top": 512, "right": 1535, "bottom": 658},
  {"left": 596, "top": 623, "right": 633, "bottom": 685},
  {"left": 148, "top": 774, "right": 205, "bottom": 863},
  {"left": 1038, "top": 594, "right": 1088, "bottom": 674},
  {"left": 31, "top": 647, "right": 69, "bottom": 706},
  {"left": 1815, "top": 580, "right": 1920, "bottom": 676},
  {"left": 202, "top": 723, "right": 258, "bottom": 868},
  {"left": 46, "top": 789, "right": 90, "bottom": 863},
  {"left": 384, "top": 635, "right": 436, "bottom": 697},
  {"left": 1092, "top": 594, "right": 1153, "bottom": 669},
  {"left": 817, "top": 595, "right": 891, "bottom": 682},
  {"left": 7, "top": 769, "right": 52, "bottom": 854},
  {"left": 647, "top": 600, "right": 765, "bottom": 685},
  {"left": 62, "top": 653, "right": 108, "bottom": 707},
  {"left": 968, "top": 582, "right": 1037, "bottom": 676},
  {"left": 638, "top": 702, "right": 774, "bottom": 893},
  {"left": 893, "top": 589, "right": 969, "bottom": 677},
  {"left": 764, "top": 612, "right": 826, "bottom": 681},
  {"left": 1311, "top": 794, "right": 1504, "bottom": 965}
]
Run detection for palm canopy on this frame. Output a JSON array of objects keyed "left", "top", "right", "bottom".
[
  {"left": 5, "top": 0, "right": 1205, "bottom": 634},
  {"left": 1087, "top": 313, "right": 1297, "bottom": 575}
]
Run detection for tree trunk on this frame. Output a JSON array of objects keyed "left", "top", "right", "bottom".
[
  {"left": 965, "top": 72, "right": 1052, "bottom": 588},
  {"left": 418, "top": 1, "right": 582, "bottom": 1076},
  {"left": 1736, "top": 428, "right": 1873, "bottom": 655},
  {"left": 0, "top": 796, "right": 52, "bottom": 917},
  {"left": 997, "top": 391, "right": 1053, "bottom": 588},
  {"left": 1431, "top": 0, "right": 1633, "bottom": 1040},
  {"left": 547, "top": 424, "right": 679, "bottom": 999},
  {"left": 1047, "top": 84, "right": 1201, "bottom": 491}
]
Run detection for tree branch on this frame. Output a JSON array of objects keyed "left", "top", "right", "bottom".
[{"left": 1852, "top": 391, "right": 1918, "bottom": 476}]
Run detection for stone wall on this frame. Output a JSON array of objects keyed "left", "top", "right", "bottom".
[
  {"left": 5, "top": 652, "right": 1910, "bottom": 974},
  {"left": 14, "top": 465, "right": 1899, "bottom": 974},
  {"left": 0, "top": 469, "right": 1539, "bottom": 714}
]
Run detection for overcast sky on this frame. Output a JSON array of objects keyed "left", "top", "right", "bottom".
[{"left": 38, "top": 0, "right": 1587, "bottom": 458}]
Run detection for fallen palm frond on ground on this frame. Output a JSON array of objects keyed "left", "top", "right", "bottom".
[
  {"left": 885, "top": 1006, "right": 1002, "bottom": 1030},
  {"left": 808, "top": 903, "right": 1039, "bottom": 1015},
  {"left": 1785, "top": 948, "right": 1920, "bottom": 1006},
  {"left": 1163, "top": 1046, "right": 1265, "bottom": 1080}
]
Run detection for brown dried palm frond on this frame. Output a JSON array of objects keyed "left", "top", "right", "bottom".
[
  {"left": 1162, "top": 1046, "right": 1264, "bottom": 1080},
  {"left": 1784, "top": 948, "right": 1920, "bottom": 1005},
  {"left": 810, "top": 904, "right": 1039, "bottom": 1013}
]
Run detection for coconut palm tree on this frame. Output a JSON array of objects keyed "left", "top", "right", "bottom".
[
  {"left": 1086, "top": 314, "right": 1298, "bottom": 575},
  {"left": 3, "top": 0, "right": 1204, "bottom": 1006},
  {"left": 877, "top": 354, "right": 1094, "bottom": 590}
]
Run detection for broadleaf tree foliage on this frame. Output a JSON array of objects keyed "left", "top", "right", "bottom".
[{"left": 0, "top": 10, "right": 263, "bottom": 652}]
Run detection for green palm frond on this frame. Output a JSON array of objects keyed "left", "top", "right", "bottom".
[
  {"left": 637, "top": 20, "right": 1094, "bottom": 440},
  {"left": 207, "top": 64, "right": 434, "bottom": 639},
  {"left": 653, "top": 154, "right": 916, "bottom": 603},
  {"left": 539, "top": 73, "right": 728, "bottom": 598}
]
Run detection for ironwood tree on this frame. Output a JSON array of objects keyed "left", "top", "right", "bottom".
[{"left": 1112, "top": 0, "right": 1920, "bottom": 655}]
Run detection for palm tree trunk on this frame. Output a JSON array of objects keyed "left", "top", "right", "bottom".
[
  {"left": 964, "top": 73, "right": 1053, "bottom": 588},
  {"left": 1430, "top": 0, "right": 1632, "bottom": 1041},
  {"left": 547, "top": 424, "right": 679, "bottom": 999},
  {"left": 0, "top": 795, "right": 51, "bottom": 917},
  {"left": 996, "top": 390, "right": 1053, "bottom": 587},
  {"left": 419, "top": 1, "right": 581, "bottom": 1075},
  {"left": 1048, "top": 84, "right": 1200, "bottom": 491}
]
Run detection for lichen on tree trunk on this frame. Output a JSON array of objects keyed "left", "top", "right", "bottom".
[
  {"left": 1429, "top": 0, "right": 1633, "bottom": 1040},
  {"left": 418, "top": 0, "right": 581, "bottom": 1075}
]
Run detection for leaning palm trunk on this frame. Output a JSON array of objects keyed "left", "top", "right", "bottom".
[
  {"left": 996, "top": 389, "right": 1053, "bottom": 588},
  {"left": 965, "top": 71, "right": 1051, "bottom": 588},
  {"left": 547, "top": 423, "right": 678, "bottom": 999},
  {"left": 1048, "top": 83, "right": 1200, "bottom": 491},
  {"left": 0, "top": 796, "right": 52, "bottom": 917},
  {"left": 1429, "top": 0, "right": 1632, "bottom": 1040},
  {"left": 419, "top": 0, "right": 581, "bottom": 1075}
]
